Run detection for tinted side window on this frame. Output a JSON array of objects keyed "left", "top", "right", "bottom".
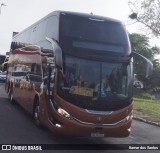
[
  {"left": 46, "top": 16, "right": 58, "bottom": 40},
  {"left": 30, "top": 26, "right": 37, "bottom": 44},
  {"left": 36, "top": 19, "right": 48, "bottom": 43}
]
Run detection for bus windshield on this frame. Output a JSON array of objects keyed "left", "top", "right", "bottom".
[
  {"left": 60, "top": 13, "right": 129, "bottom": 54},
  {"left": 58, "top": 56, "right": 133, "bottom": 111}
]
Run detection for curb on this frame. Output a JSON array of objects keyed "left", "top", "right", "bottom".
[{"left": 133, "top": 116, "right": 160, "bottom": 127}]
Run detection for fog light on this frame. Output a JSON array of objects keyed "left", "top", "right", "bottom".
[{"left": 55, "top": 123, "right": 62, "bottom": 128}]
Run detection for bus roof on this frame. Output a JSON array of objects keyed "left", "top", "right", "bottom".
[
  {"left": 13, "top": 10, "right": 122, "bottom": 39},
  {"left": 58, "top": 11, "right": 121, "bottom": 23}
]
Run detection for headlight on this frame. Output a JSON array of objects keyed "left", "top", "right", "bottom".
[
  {"left": 57, "top": 108, "right": 73, "bottom": 120},
  {"left": 123, "top": 113, "right": 132, "bottom": 123}
]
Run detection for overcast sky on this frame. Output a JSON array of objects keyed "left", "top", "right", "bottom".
[{"left": 0, "top": 0, "right": 157, "bottom": 55}]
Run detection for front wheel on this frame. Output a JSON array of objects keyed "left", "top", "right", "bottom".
[{"left": 33, "top": 100, "right": 42, "bottom": 128}]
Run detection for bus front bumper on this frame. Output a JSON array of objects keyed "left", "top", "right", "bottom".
[{"left": 45, "top": 102, "right": 133, "bottom": 138}]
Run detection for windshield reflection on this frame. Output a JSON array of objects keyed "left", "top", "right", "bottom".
[{"left": 58, "top": 56, "right": 132, "bottom": 103}]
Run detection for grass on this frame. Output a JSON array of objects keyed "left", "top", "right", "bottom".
[
  {"left": 133, "top": 98, "right": 160, "bottom": 123},
  {"left": 133, "top": 89, "right": 154, "bottom": 99},
  {"left": 132, "top": 88, "right": 160, "bottom": 123}
]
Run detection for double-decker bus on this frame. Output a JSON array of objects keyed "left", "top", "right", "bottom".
[{"left": 6, "top": 11, "right": 153, "bottom": 137}]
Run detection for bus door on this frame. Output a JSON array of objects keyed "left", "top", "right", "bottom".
[
  {"left": 45, "top": 63, "right": 55, "bottom": 100},
  {"left": 43, "top": 62, "right": 56, "bottom": 123}
]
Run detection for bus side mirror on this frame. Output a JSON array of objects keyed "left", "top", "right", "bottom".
[
  {"left": 132, "top": 51, "right": 153, "bottom": 78},
  {"left": 46, "top": 37, "right": 63, "bottom": 69}
]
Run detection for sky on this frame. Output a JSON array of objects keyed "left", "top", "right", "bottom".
[{"left": 0, "top": 0, "right": 159, "bottom": 55}]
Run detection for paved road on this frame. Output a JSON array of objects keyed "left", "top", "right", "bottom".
[{"left": 0, "top": 82, "right": 160, "bottom": 153}]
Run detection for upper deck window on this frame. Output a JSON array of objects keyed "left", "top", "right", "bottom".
[{"left": 60, "top": 13, "right": 129, "bottom": 54}]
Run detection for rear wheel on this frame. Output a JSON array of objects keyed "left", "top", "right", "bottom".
[{"left": 33, "top": 99, "right": 42, "bottom": 128}]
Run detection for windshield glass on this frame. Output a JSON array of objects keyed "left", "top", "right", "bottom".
[
  {"left": 60, "top": 14, "right": 129, "bottom": 54},
  {"left": 58, "top": 56, "right": 133, "bottom": 111}
]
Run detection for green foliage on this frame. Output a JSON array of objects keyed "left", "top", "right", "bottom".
[
  {"left": 133, "top": 98, "right": 160, "bottom": 123},
  {"left": 129, "top": 33, "right": 160, "bottom": 89},
  {"left": 151, "top": 67, "right": 160, "bottom": 87},
  {"left": 129, "top": 33, "right": 154, "bottom": 60},
  {"left": 134, "top": 88, "right": 153, "bottom": 99},
  {"left": 152, "top": 46, "right": 160, "bottom": 55}
]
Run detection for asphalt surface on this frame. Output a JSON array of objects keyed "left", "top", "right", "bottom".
[{"left": 0, "top": 82, "right": 160, "bottom": 153}]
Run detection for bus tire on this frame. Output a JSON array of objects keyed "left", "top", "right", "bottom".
[{"left": 33, "top": 99, "right": 42, "bottom": 128}]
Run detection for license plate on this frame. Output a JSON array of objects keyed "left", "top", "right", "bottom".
[{"left": 91, "top": 132, "right": 105, "bottom": 138}]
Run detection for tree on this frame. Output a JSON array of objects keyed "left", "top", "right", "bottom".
[
  {"left": 128, "top": 0, "right": 160, "bottom": 37},
  {"left": 129, "top": 33, "right": 160, "bottom": 89},
  {"left": 151, "top": 66, "right": 160, "bottom": 87},
  {"left": 129, "top": 33, "right": 153, "bottom": 71}
]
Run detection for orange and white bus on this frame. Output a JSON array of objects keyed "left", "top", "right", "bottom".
[{"left": 5, "top": 11, "right": 153, "bottom": 138}]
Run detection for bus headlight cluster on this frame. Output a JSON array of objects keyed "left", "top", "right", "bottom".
[
  {"left": 57, "top": 108, "right": 73, "bottom": 120},
  {"left": 123, "top": 113, "right": 132, "bottom": 123}
]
